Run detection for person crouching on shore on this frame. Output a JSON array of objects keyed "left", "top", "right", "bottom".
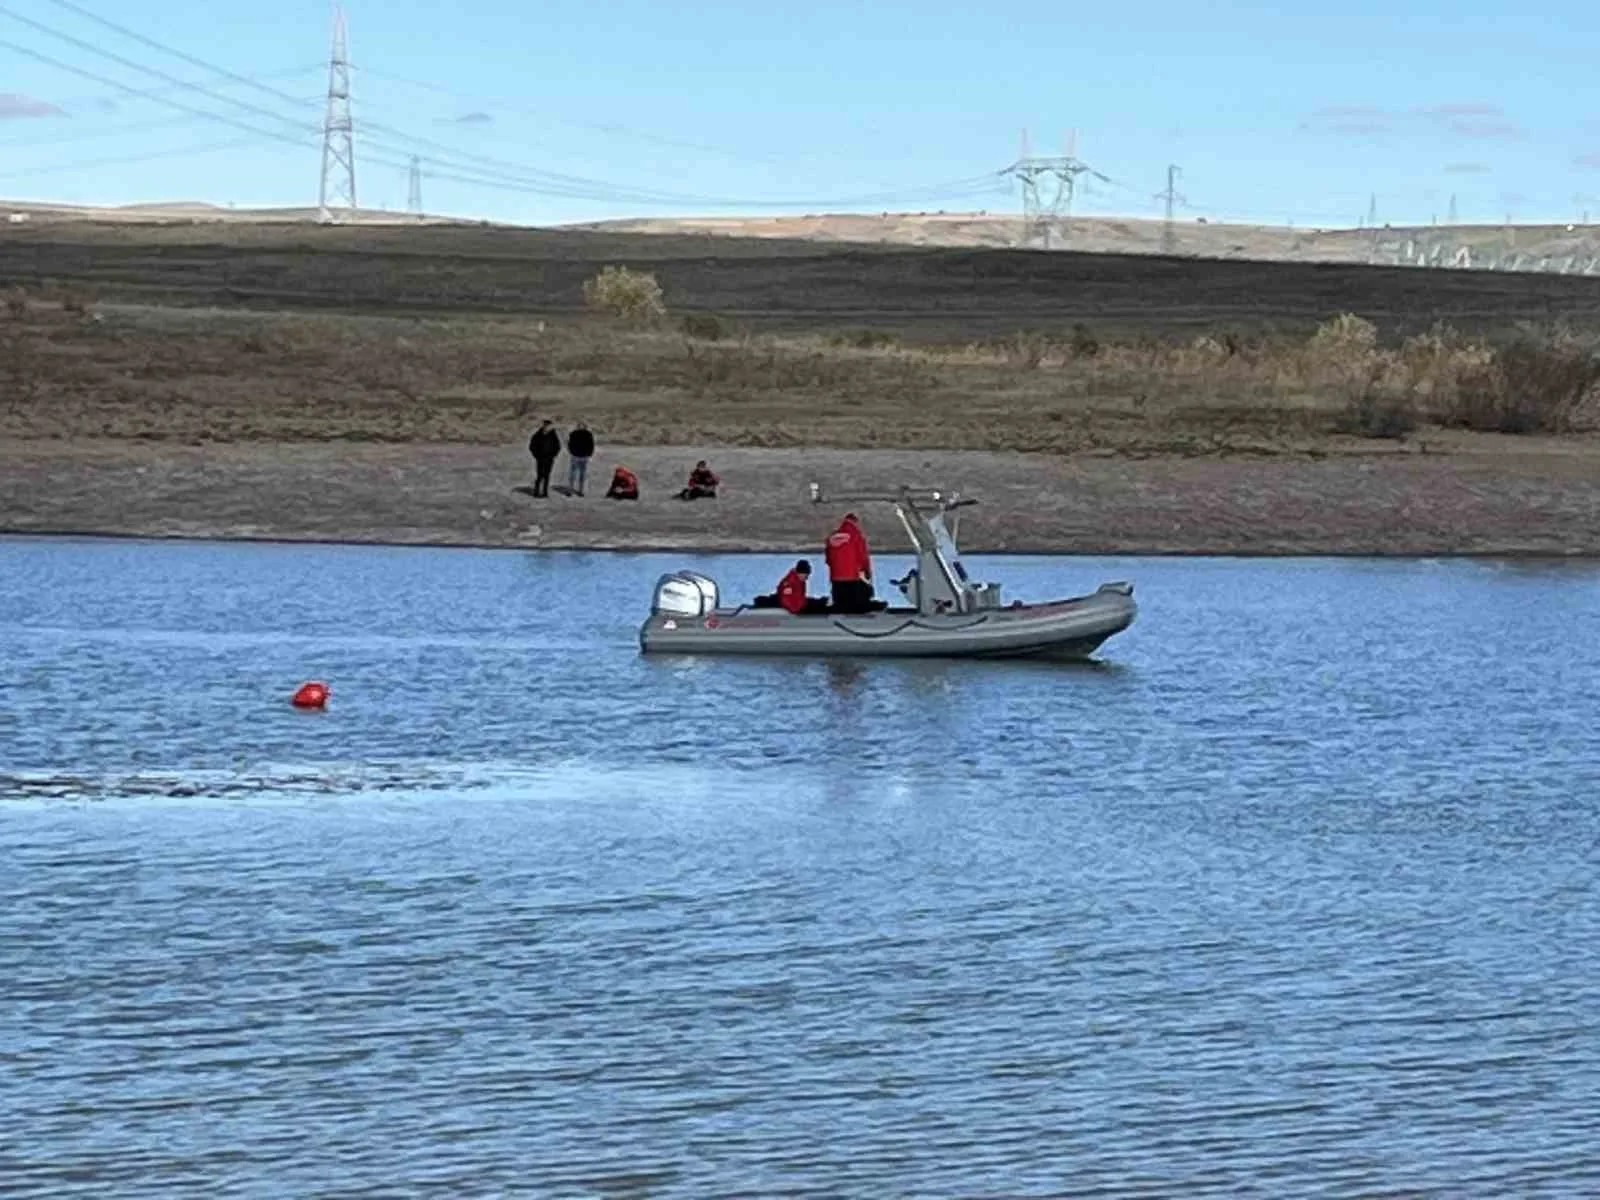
[{"left": 606, "top": 465, "right": 639, "bottom": 500}]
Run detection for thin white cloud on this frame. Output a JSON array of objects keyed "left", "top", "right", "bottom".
[
  {"left": 0, "top": 92, "right": 65, "bottom": 119},
  {"left": 1305, "top": 101, "right": 1523, "bottom": 141}
]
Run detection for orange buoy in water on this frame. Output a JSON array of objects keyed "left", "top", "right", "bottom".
[{"left": 291, "top": 681, "right": 329, "bottom": 709}]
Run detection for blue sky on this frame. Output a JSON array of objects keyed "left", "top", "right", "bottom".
[{"left": 0, "top": 0, "right": 1597, "bottom": 227}]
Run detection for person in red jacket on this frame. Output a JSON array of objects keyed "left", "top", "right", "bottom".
[
  {"left": 756, "top": 560, "right": 825, "bottom": 614},
  {"left": 776, "top": 559, "right": 827, "bottom": 614},
  {"left": 677, "top": 460, "right": 719, "bottom": 500},
  {"left": 825, "top": 513, "right": 879, "bottom": 614},
  {"left": 605, "top": 465, "right": 639, "bottom": 500}
]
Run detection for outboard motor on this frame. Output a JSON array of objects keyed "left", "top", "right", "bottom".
[{"left": 651, "top": 570, "right": 720, "bottom": 618}]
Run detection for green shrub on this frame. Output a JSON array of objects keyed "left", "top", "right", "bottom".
[
  {"left": 1445, "top": 337, "right": 1600, "bottom": 434},
  {"left": 1335, "top": 375, "right": 1419, "bottom": 439},
  {"left": 582, "top": 266, "right": 666, "bottom": 325},
  {"left": 1308, "top": 312, "right": 1378, "bottom": 365}
]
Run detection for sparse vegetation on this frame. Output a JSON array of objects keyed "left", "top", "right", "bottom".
[
  {"left": 582, "top": 266, "right": 666, "bottom": 326},
  {"left": 4, "top": 296, "right": 1597, "bottom": 453},
  {"left": 828, "top": 328, "right": 898, "bottom": 350},
  {"left": 2, "top": 223, "right": 1598, "bottom": 453},
  {"left": 1443, "top": 336, "right": 1600, "bottom": 434},
  {"left": 681, "top": 312, "right": 727, "bottom": 341},
  {"left": 1069, "top": 323, "right": 1101, "bottom": 359}
]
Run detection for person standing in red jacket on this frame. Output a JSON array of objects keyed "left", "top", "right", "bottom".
[{"left": 825, "top": 513, "right": 877, "bottom": 614}]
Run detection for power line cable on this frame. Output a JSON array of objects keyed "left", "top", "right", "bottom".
[
  {"left": 0, "top": 5, "right": 318, "bottom": 140},
  {"left": 0, "top": 35, "right": 321, "bottom": 150},
  {"left": 0, "top": 100, "right": 321, "bottom": 148},
  {"left": 49, "top": 63, "right": 323, "bottom": 113},
  {"left": 351, "top": 64, "right": 796, "bottom": 170},
  {"left": 0, "top": 136, "right": 266, "bottom": 178},
  {"left": 4, "top": 4, "right": 1006, "bottom": 211}
]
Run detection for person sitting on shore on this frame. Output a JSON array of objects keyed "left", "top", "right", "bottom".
[
  {"left": 754, "top": 559, "right": 828, "bottom": 614},
  {"left": 677, "top": 461, "right": 719, "bottom": 501},
  {"left": 605, "top": 465, "right": 639, "bottom": 500}
]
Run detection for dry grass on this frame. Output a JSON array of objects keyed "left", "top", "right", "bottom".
[{"left": 1, "top": 293, "right": 1598, "bottom": 454}]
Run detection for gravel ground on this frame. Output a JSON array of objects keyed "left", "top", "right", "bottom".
[{"left": 5, "top": 438, "right": 1600, "bottom": 557}]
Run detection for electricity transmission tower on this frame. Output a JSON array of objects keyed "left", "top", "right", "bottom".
[
  {"left": 407, "top": 156, "right": 424, "bottom": 218},
  {"left": 1447, "top": 193, "right": 1458, "bottom": 225},
  {"left": 1155, "top": 164, "right": 1185, "bottom": 254},
  {"left": 1002, "top": 130, "right": 1098, "bottom": 249},
  {"left": 1365, "top": 194, "right": 1378, "bottom": 229},
  {"left": 318, "top": 5, "right": 357, "bottom": 223}
]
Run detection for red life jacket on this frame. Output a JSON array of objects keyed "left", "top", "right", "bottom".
[
  {"left": 825, "top": 520, "right": 869, "bottom": 581},
  {"left": 776, "top": 569, "right": 808, "bottom": 614}
]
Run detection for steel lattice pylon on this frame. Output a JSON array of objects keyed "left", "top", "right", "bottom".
[
  {"left": 406, "top": 156, "right": 423, "bottom": 218},
  {"left": 1001, "top": 131, "right": 1098, "bottom": 249},
  {"left": 318, "top": 5, "right": 357, "bottom": 222}
]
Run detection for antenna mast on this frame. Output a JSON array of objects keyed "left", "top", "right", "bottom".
[{"left": 318, "top": 4, "right": 357, "bottom": 223}]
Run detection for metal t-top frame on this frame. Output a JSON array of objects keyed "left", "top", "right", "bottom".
[{"left": 808, "top": 482, "right": 991, "bottom": 616}]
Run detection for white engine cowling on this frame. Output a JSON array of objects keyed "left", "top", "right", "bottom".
[{"left": 652, "top": 571, "right": 720, "bottom": 618}]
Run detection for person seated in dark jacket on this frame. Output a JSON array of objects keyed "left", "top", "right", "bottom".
[
  {"left": 677, "top": 460, "right": 719, "bottom": 501},
  {"left": 605, "top": 465, "right": 639, "bottom": 500}
]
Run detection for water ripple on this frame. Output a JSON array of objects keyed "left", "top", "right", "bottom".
[{"left": 1, "top": 541, "right": 1598, "bottom": 1195}]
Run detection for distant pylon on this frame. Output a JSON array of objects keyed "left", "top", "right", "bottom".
[
  {"left": 1447, "top": 193, "right": 1458, "bottom": 225},
  {"left": 406, "top": 156, "right": 423, "bottom": 218},
  {"left": 1155, "top": 164, "right": 1184, "bottom": 254},
  {"left": 1366, "top": 193, "right": 1378, "bottom": 228},
  {"left": 318, "top": 4, "right": 357, "bottom": 223},
  {"left": 1002, "top": 127, "right": 1096, "bottom": 250}
]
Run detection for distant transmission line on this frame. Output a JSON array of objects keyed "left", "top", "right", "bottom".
[{"left": 3, "top": 1, "right": 1008, "bottom": 213}]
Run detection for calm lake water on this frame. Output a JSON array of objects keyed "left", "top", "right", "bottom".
[{"left": 2, "top": 536, "right": 1598, "bottom": 1197}]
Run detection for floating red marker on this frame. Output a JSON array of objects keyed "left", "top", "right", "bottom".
[{"left": 291, "top": 681, "right": 329, "bottom": 709}]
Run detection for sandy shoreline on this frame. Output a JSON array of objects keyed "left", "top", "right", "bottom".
[{"left": 5, "top": 439, "right": 1600, "bottom": 557}]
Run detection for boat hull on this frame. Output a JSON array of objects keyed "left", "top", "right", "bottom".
[{"left": 639, "top": 585, "right": 1135, "bottom": 660}]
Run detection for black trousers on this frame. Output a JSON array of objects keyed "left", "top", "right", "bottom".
[
  {"left": 532, "top": 456, "right": 554, "bottom": 496},
  {"left": 830, "top": 579, "right": 875, "bottom": 614}
]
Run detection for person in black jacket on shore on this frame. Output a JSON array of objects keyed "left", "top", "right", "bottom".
[
  {"left": 566, "top": 421, "right": 596, "bottom": 496},
  {"left": 527, "top": 419, "right": 561, "bottom": 497}
]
